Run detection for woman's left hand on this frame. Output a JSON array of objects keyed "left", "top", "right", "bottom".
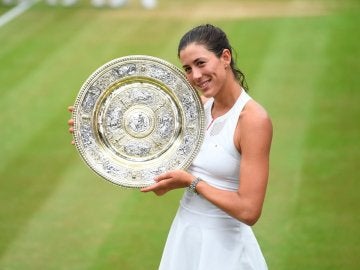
[{"left": 140, "top": 170, "right": 194, "bottom": 196}]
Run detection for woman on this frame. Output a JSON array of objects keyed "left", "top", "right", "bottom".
[
  {"left": 69, "top": 24, "right": 272, "bottom": 270},
  {"left": 141, "top": 24, "right": 272, "bottom": 270}
]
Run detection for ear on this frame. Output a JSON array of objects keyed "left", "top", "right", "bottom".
[{"left": 221, "top": 49, "right": 232, "bottom": 66}]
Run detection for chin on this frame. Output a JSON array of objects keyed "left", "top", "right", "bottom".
[{"left": 201, "top": 90, "right": 214, "bottom": 98}]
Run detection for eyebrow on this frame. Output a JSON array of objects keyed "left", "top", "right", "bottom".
[{"left": 182, "top": 57, "right": 203, "bottom": 69}]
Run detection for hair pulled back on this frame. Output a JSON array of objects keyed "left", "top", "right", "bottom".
[{"left": 178, "top": 24, "right": 248, "bottom": 90}]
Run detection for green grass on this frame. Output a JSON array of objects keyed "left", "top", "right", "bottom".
[{"left": 0, "top": 0, "right": 360, "bottom": 269}]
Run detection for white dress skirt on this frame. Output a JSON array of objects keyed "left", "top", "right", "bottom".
[{"left": 158, "top": 91, "right": 268, "bottom": 270}]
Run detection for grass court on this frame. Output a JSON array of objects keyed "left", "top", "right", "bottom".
[{"left": 0, "top": 0, "right": 359, "bottom": 269}]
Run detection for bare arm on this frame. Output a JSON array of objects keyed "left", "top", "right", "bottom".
[
  {"left": 196, "top": 102, "right": 272, "bottom": 225},
  {"left": 141, "top": 101, "right": 273, "bottom": 226}
]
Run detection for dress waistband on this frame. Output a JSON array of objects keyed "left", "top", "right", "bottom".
[{"left": 178, "top": 203, "right": 248, "bottom": 230}]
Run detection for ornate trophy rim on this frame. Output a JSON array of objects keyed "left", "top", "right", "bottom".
[{"left": 72, "top": 55, "right": 205, "bottom": 188}]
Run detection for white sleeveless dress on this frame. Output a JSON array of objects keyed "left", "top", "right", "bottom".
[{"left": 158, "top": 90, "right": 268, "bottom": 270}]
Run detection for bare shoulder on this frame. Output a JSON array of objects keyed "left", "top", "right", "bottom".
[
  {"left": 242, "top": 100, "right": 272, "bottom": 127},
  {"left": 237, "top": 99, "right": 273, "bottom": 148}
]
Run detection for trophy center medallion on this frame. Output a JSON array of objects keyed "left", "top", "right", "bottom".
[{"left": 124, "top": 106, "right": 155, "bottom": 138}]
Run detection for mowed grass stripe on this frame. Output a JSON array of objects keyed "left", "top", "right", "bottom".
[
  {"left": 262, "top": 17, "right": 331, "bottom": 269},
  {"left": 0, "top": 108, "right": 77, "bottom": 256},
  {"left": 0, "top": 162, "right": 135, "bottom": 269},
  {"left": 282, "top": 12, "right": 360, "bottom": 269}
]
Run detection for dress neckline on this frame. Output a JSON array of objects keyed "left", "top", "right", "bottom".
[{"left": 207, "top": 89, "right": 246, "bottom": 129}]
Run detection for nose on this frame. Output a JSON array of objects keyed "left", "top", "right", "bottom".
[{"left": 192, "top": 67, "right": 202, "bottom": 81}]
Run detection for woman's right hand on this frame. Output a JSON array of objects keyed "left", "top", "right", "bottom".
[{"left": 67, "top": 106, "right": 75, "bottom": 145}]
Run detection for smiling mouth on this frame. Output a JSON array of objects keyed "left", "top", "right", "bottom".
[{"left": 197, "top": 80, "right": 210, "bottom": 90}]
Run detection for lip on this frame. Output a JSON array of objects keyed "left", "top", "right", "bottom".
[{"left": 196, "top": 79, "right": 211, "bottom": 91}]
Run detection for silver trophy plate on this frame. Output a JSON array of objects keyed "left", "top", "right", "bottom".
[{"left": 72, "top": 55, "right": 205, "bottom": 188}]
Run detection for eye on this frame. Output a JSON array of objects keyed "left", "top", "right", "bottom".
[
  {"left": 183, "top": 66, "right": 191, "bottom": 74},
  {"left": 196, "top": 61, "right": 205, "bottom": 67}
]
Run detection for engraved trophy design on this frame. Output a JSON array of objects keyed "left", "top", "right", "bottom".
[{"left": 73, "top": 55, "right": 205, "bottom": 188}]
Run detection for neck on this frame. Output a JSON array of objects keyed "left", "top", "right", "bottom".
[{"left": 211, "top": 82, "right": 243, "bottom": 119}]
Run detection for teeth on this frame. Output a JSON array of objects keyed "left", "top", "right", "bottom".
[{"left": 199, "top": 80, "right": 209, "bottom": 89}]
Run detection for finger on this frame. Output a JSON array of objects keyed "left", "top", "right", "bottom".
[
  {"left": 68, "top": 119, "right": 74, "bottom": 126},
  {"left": 68, "top": 106, "right": 74, "bottom": 112},
  {"left": 140, "top": 180, "right": 165, "bottom": 192},
  {"left": 71, "top": 140, "right": 75, "bottom": 145},
  {"left": 140, "top": 184, "right": 157, "bottom": 192},
  {"left": 140, "top": 181, "right": 158, "bottom": 191},
  {"left": 154, "top": 171, "right": 172, "bottom": 181}
]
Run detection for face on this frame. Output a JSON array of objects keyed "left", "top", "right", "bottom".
[{"left": 179, "top": 43, "right": 230, "bottom": 98}]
